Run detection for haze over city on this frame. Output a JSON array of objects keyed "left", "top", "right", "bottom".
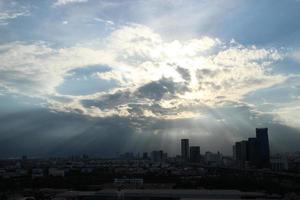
[{"left": 1, "top": 0, "right": 300, "bottom": 158}]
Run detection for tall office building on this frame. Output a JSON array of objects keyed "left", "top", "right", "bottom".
[
  {"left": 190, "top": 146, "right": 200, "bottom": 162},
  {"left": 247, "top": 137, "right": 257, "bottom": 166},
  {"left": 232, "top": 145, "right": 236, "bottom": 160},
  {"left": 234, "top": 128, "right": 271, "bottom": 169},
  {"left": 181, "top": 139, "right": 189, "bottom": 161},
  {"left": 256, "top": 128, "right": 270, "bottom": 168},
  {"left": 235, "top": 140, "right": 248, "bottom": 168}
]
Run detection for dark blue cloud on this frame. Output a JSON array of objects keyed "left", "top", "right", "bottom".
[{"left": 137, "top": 78, "right": 188, "bottom": 100}]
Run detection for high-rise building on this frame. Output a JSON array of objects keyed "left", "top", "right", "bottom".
[
  {"left": 256, "top": 128, "right": 270, "bottom": 168},
  {"left": 190, "top": 146, "right": 200, "bottom": 162},
  {"left": 235, "top": 142, "right": 241, "bottom": 161},
  {"left": 241, "top": 140, "right": 248, "bottom": 162},
  {"left": 232, "top": 145, "right": 236, "bottom": 161},
  {"left": 247, "top": 137, "right": 257, "bottom": 166},
  {"left": 233, "top": 128, "right": 271, "bottom": 169},
  {"left": 181, "top": 139, "right": 189, "bottom": 161},
  {"left": 235, "top": 141, "right": 248, "bottom": 168}
]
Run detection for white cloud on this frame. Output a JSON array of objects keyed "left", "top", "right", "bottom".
[
  {"left": 0, "top": 24, "right": 288, "bottom": 119},
  {"left": 0, "top": 41, "right": 115, "bottom": 96},
  {"left": 273, "top": 101, "right": 300, "bottom": 129},
  {"left": 99, "top": 25, "right": 285, "bottom": 104},
  {"left": 54, "top": 0, "right": 88, "bottom": 6}
]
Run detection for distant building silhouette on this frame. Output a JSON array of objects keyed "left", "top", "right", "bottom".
[
  {"left": 181, "top": 139, "right": 189, "bottom": 161},
  {"left": 256, "top": 128, "right": 270, "bottom": 168},
  {"left": 247, "top": 137, "right": 257, "bottom": 167},
  {"left": 151, "top": 150, "right": 167, "bottom": 162},
  {"left": 233, "top": 128, "right": 270, "bottom": 169},
  {"left": 189, "top": 146, "right": 200, "bottom": 162},
  {"left": 235, "top": 141, "right": 248, "bottom": 168},
  {"left": 232, "top": 145, "right": 236, "bottom": 161}
]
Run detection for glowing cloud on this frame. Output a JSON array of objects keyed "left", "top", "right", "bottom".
[{"left": 0, "top": 25, "right": 287, "bottom": 120}]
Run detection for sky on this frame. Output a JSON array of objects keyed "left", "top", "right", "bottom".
[{"left": 0, "top": 0, "right": 300, "bottom": 157}]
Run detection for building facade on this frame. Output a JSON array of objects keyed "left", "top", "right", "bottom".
[
  {"left": 256, "top": 128, "right": 270, "bottom": 168},
  {"left": 233, "top": 128, "right": 270, "bottom": 169},
  {"left": 181, "top": 139, "right": 189, "bottom": 161},
  {"left": 190, "top": 146, "right": 200, "bottom": 162}
]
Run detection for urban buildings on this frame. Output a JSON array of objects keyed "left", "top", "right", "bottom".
[
  {"left": 204, "top": 151, "right": 223, "bottom": 167},
  {"left": 270, "top": 154, "right": 288, "bottom": 171},
  {"left": 256, "top": 128, "right": 271, "bottom": 168},
  {"left": 233, "top": 128, "right": 270, "bottom": 169},
  {"left": 1, "top": 129, "right": 300, "bottom": 199},
  {"left": 189, "top": 146, "right": 201, "bottom": 162},
  {"left": 151, "top": 150, "right": 167, "bottom": 162},
  {"left": 234, "top": 141, "right": 248, "bottom": 168},
  {"left": 181, "top": 139, "right": 189, "bottom": 161},
  {"left": 248, "top": 137, "right": 257, "bottom": 166}
]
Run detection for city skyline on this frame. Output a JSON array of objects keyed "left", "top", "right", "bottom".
[
  {"left": 0, "top": 0, "right": 300, "bottom": 157},
  {"left": 0, "top": 127, "right": 278, "bottom": 160}
]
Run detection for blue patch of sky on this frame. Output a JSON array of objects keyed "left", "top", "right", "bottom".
[
  {"left": 0, "top": 0, "right": 115, "bottom": 46},
  {"left": 210, "top": 0, "right": 300, "bottom": 47},
  {"left": 56, "top": 65, "right": 118, "bottom": 96},
  {"left": 272, "top": 57, "right": 300, "bottom": 75}
]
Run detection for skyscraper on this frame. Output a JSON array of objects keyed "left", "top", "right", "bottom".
[
  {"left": 247, "top": 137, "right": 257, "bottom": 166},
  {"left": 256, "top": 128, "right": 270, "bottom": 168},
  {"left": 190, "top": 146, "right": 200, "bottom": 162},
  {"left": 235, "top": 141, "right": 248, "bottom": 168},
  {"left": 232, "top": 145, "right": 236, "bottom": 160},
  {"left": 181, "top": 139, "right": 189, "bottom": 161},
  {"left": 234, "top": 128, "right": 271, "bottom": 169}
]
